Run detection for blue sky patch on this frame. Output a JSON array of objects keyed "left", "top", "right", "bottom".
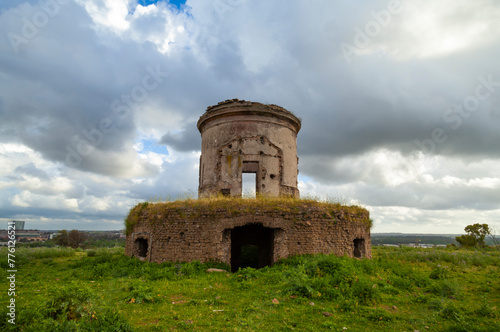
[
  {"left": 137, "top": 0, "right": 187, "bottom": 10},
  {"left": 138, "top": 138, "right": 169, "bottom": 155}
]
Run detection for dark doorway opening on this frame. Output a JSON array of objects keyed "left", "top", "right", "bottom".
[
  {"left": 353, "top": 238, "right": 365, "bottom": 258},
  {"left": 135, "top": 238, "right": 148, "bottom": 258},
  {"left": 240, "top": 244, "right": 259, "bottom": 268},
  {"left": 231, "top": 224, "right": 274, "bottom": 272}
]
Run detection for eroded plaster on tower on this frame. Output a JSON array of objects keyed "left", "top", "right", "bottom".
[{"left": 197, "top": 99, "right": 301, "bottom": 198}]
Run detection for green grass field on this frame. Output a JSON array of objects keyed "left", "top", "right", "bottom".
[{"left": 1, "top": 246, "right": 499, "bottom": 331}]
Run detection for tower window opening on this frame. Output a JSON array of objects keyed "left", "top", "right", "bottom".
[
  {"left": 242, "top": 161, "right": 259, "bottom": 198},
  {"left": 242, "top": 173, "right": 256, "bottom": 198}
]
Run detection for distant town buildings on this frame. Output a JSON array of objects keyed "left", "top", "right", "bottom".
[
  {"left": 0, "top": 221, "right": 125, "bottom": 246},
  {"left": 13, "top": 220, "right": 25, "bottom": 230}
]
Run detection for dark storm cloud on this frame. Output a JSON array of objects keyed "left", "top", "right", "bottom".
[
  {"left": 159, "top": 122, "right": 200, "bottom": 152},
  {"left": 297, "top": 64, "right": 500, "bottom": 157},
  {"left": 8, "top": 0, "right": 494, "bottom": 173},
  {"left": 0, "top": 2, "right": 141, "bottom": 173}
]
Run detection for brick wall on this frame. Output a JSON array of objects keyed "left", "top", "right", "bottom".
[{"left": 125, "top": 203, "right": 371, "bottom": 268}]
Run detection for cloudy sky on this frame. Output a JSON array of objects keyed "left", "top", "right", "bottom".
[{"left": 1, "top": 0, "right": 499, "bottom": 233}]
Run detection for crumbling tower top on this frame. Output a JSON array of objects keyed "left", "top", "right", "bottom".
[{"left": 197, "top": 99, "right": 301, "bottom": 198}]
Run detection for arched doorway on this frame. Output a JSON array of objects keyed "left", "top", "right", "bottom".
[{"left": 230, "top": 224, "right": 274, "bottom": 272}]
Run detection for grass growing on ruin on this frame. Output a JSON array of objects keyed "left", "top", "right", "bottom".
[
  {"left": 1, "top": 246, "right": 499, "bottom": 331},
  {"left": 125, "top": 195, "right": 371, "bottom": 236}
]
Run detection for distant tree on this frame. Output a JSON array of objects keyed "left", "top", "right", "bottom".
[
  {"left": 68, "top": 230, "right": 87, "bottom": 248},
  {"left": 456, "top": 223, "right": 490, "bottom": 248},
  {"left": 54, "top": 230, "right": 69, "bottom": 247},
  {"left": 488, "top": 226, "right": 500, "bottom": 251}
]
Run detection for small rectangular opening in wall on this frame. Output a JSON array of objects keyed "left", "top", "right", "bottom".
[
  {"left": 353, "top": 238, "right": 365, "bottom": 258},
  {"left": 135, "top": 238, "right": 149, "bottom": 259},
  {"left": 242, "top": 173, "right": 256, "bottom": 198},
  {"left": 242, "top": 161, "right": 258, "bottom": 198}
]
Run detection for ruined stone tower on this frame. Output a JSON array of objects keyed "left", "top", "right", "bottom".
[
  {"left": 125, "top": 99, "right": 372, "bottom": 271},
  {"left": 197, "top": 99, "right": 301, "bottom": 198}
]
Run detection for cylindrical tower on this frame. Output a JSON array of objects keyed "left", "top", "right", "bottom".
[{"left": 197, "top": 99, "right": 301, "bottom": 198}]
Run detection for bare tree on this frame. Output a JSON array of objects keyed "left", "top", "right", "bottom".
[
  {"left": 488, "top": 226, "right": 500, "bottom": 251},
  {"left": 54, "top": 230, "right": 69, "bottom": 247},
  {"left": 68, "top": 230, "right": 87, "bottom": 248}
]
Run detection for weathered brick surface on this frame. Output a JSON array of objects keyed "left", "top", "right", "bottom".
[
  {"left": 125, "top": 204, "right": 371, "bottom": 265},
  {"left": 197, "top": 99, "right": 302, "bottom": 198}
]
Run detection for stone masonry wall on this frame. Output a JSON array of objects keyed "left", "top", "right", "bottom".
[
  {"left": 125, "top": 203, "right": 371, "bottom": 267},
  {"left": 198, "top": 100, "right": 301, "bottom": 198}
]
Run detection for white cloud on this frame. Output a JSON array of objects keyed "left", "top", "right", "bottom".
[
  {"left": 76, "top": 0, "right": 131, "bottom": 33},
  {"left": 0, "top": 0, "right": 499, "bottom": 233},
  {"left": 10, "top": 190, "right": 80, "bottom": 211}
]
